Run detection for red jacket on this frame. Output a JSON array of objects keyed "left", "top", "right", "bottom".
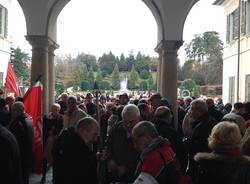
[{"left": 135, "top": 137, "right": 180, "bottom": 184}]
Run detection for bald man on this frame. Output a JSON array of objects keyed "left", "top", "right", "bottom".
[
  {"left": 154, "top": 106, "right": 188, "bottom": 173},
  {"left": 132, "top": 121, "right": 179, "bottom": 184},
  {"left": 53, "top": 117, "right": 100, "bottom": 184},
  {"left": 9, "top": 102, "right": 34, "bottom": 184}
]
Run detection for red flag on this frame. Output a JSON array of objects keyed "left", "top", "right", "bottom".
[
  {"left": 5, "top": 61, "right": 19, "bottom": 97},
  {"left": 23, "top": 82, "right": 43, "bottom": 174}
]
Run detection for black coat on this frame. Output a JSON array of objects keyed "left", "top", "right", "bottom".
[
  {"left": 194, "top": 152, "right": 250, "bottom": 184},
  {"left": 52, "top": 128, "right": 98, "bottom": 184},
  {"left": 208, "top": 106, "right": 223, "bottom": 122},
  {"left": 0, "top": 112, "right": 11, "bottom": 127},
  {"left": 9, "top": 113, "right": 34, "bottom": 184},
  {"left": 187, "top": 114, "right": 217, "bottom": 178},
  {"left": 155, "top": 119, "right": 188, "bottom": 172},
  {"left": 0, "top": 124, "right": 23, "bottom": 184},
  {"left": 107, "top": 122, "right": 140, "bottom": 182},
  {"left": 189, "top": 114, "right": 217, "bottom": 157}
]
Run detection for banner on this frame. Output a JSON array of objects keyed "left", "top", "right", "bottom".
[
  {"left": 5, "top": 61, "right": 19, "bottom": 97},
  {"left": 23, "top": 83, "right": 43, "bottom": 174}
]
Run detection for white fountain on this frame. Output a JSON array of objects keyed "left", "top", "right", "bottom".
[{"left": 120, "top": 76, "right": 128, "bottom": 93}]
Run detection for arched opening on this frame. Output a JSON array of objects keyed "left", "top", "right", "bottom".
[
  {"left": 57, "top": 0, "right": 157, "bottom": 57},
  {"left": 179, "top": 0, "right": 225, "bottom": 98},
  {"left": 55, "top": 0, "right": 158, "bottom": 95},
  {"left": 0, "top": 0, "right": 31, "bottom": 94}
]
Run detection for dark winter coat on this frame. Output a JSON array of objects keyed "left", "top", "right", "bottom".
[
  {"left": 0, "top": 112, "right": 11, "bottom": 127},
  {"left": 107, "top": 121, "right": 140, "bottom": 183},
  {"left": 9, "top": 113, "right": 34, "bottom": 184},
  {"left": 189, "top": 113, "right": 217, "bottom": 157},
  {"left": 0, "top": 124, "right": 23, "bottom": 184},
  {"left": 86, "top": 102, "right": 97, "bottom": 117},
  {"left": 43, "top": 114, "right": 63, "bottom": 143},
  {"left": 135, "top": 137, "right": 180, "bottom": 184},
  {"left": 194, "top": 152, "right": 250, "bottom": 184},
  {"left": 208, "top": 105, "right": 223, "bottom": 122},
  {"left": 155, "top": 119, "right": 188, "bottom": 172},
  {"left": 52, "top": 128, "right": 98, "bottom": 184},
  {"left": 187, "top": 113, "right": 217, "bottom": 178}
]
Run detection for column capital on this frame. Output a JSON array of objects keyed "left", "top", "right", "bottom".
[
  {"left": 155, "top": 40, "right": 183, "bottom": 53},
  {"left": 26, "top": 35, "right": 59, "bottom": 50},
  {"left": 49, "top": 39, "right": 60, "bottom": 52},
  {"left": 26, "top": 35, "right": 50, "bottom": 49}
]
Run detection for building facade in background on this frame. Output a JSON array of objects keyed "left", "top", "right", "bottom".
[
  {"left": 0, "top": 0, "right": 11, "bottom": 89},
  {"left": 215, "top": 0, "right": 250, "bottom": 104}
]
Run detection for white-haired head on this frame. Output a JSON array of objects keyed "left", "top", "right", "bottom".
[{"left": 122, "top": 104, "right": 140, "bottom": 133}]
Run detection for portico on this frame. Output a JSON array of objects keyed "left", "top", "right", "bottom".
[{"left": 17, "top": 0, "right": 199, "bottom": 123}]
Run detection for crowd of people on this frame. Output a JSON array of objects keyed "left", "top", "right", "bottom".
[{"left": 2, "top": 88, "right": 250, "bottom": 184}]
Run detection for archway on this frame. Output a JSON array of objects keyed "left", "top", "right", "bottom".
[
  {"left": 180, "top": 0, "right": 225, "bottom": 98},
  {"left": 16, "top": 0, "right": 200, "bottom": 116}
]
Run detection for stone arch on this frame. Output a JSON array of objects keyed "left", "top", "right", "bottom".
[
  {"left": 46, "top": 0, "right": 161, "bottom": 43},
  {"left": 141, "top": 0, "right": 164, "bottom": 42},
  {"left": 46, "top": 0, "right": 70, "bottom": 40},
  {"left": 180, "top": 0, "right": 200, "bottom": 40}
]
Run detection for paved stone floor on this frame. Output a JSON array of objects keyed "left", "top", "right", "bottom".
[{"left": 29, "top": 168, "right": 53, "bottom": 184}]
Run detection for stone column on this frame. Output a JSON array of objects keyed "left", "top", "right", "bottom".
[
  {"left": 48, "top": 43, "right": 59, "bottom": 109},
  {"left": 156, "top": 53, "right": 163, "bottom": 92},
  {"left": 155, "top": 40, "right": 183, "bottom": 127},
  {"left": 26, "top": 35, "right": 50, "bottom": 114}
]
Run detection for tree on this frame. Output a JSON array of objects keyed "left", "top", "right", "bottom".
[
  {"left": 128, "top": 65, "right": 139, "bottom": 90},
  {"left": 182, "top": 59, "right": 195, "bottom": 80},
  {"left": 126, "top": 50, "right": 136, "bottom": 71},
  {"left": 55, "top": 54, "right": 77, "bottom": 89},
  {"left": 117, "top": 53, "right": 127, "bottom": 71},
  {"left": 76, "top": 53, "right": 98, "bottom": 71},
  {"left": 139, "top": 69, "right": 149, "bottom": 79},
  {"left": 148, "top": 73, "right": 154, "bottom": 90},
  {"left": 139, "top": 81, "right": 148, "bottom": 91},
  {"left": 73, "top": 70, "right": 82, "bottom": 91},
  {"left": 88, "top": 67, "right": 95, "bottom": 89},
  {"left": 12, "top": 47, "right": 30, "bottom": 86},
  {"left": 73, "top": 64, "right": 89, "bottom": 91},
  {"left": 193, "top": 73, "right": 205, "bottom": 85},
  {"left": 96, "top": 68, "right": 103, "bottom": 84},
  {"left": 184, "top": 31, "right": 223, "bottom": 85},
  {"left": 135, "top": 52, "right": 150, "bottom": 72},
  {"left": 98, "top": 51, "right": 117, "bottom": 74},
  {"left": 149, "top": 57, "right": 158, "bottom": 71},
  {"left": 55, "top": 78, "right": 64, "bottom": 95},
  {"left": 99, "top": 81, "right": 110, "bottom": 90},
  {"left": 111, "top": 64, "right": 120, "bottom": 90},
  {"left": 180, "top": 79, "right": 200, "bottom": 97},
  {"left": 81, "top": 80, "right": 91, "bottom": 91}
]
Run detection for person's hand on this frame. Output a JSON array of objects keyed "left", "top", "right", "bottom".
[{"left": 108, "top": 159, "right": 118, "bottom": 173}]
